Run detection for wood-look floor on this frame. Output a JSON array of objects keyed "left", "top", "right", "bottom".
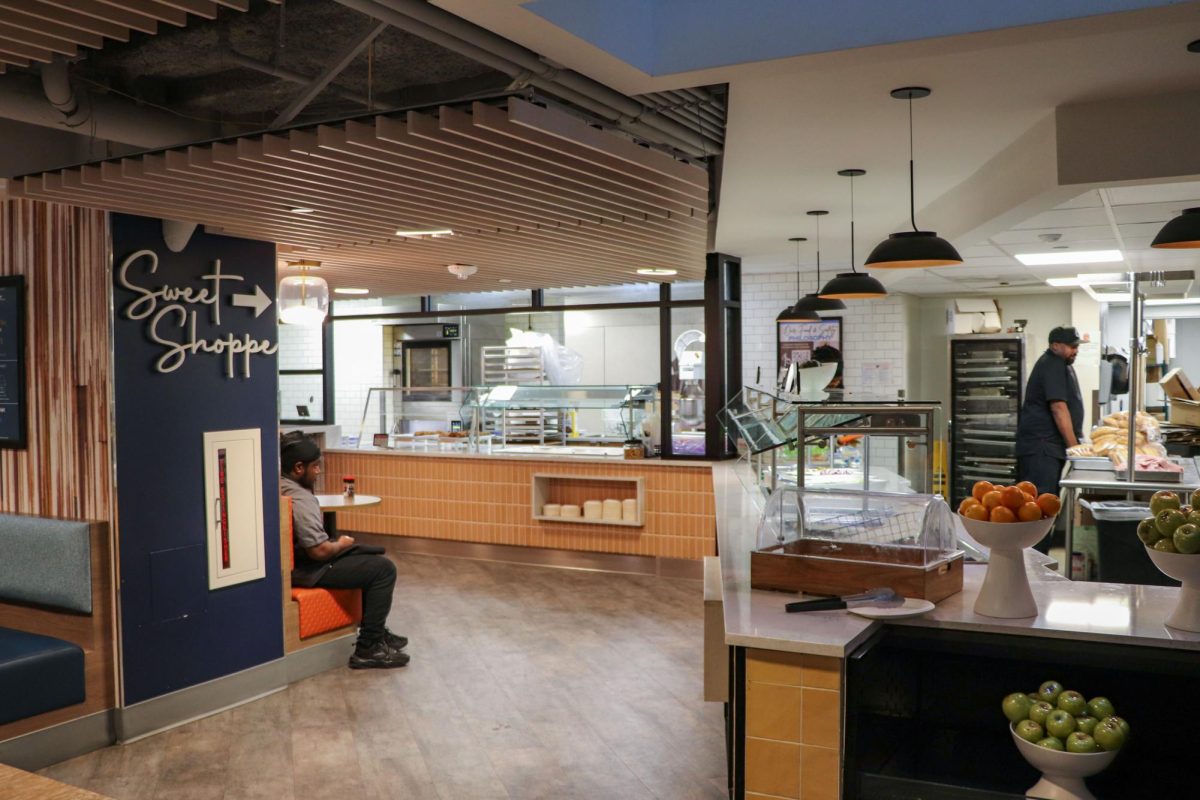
[{"left": 39, "top": 553, "right": 727, "bottom": 799}]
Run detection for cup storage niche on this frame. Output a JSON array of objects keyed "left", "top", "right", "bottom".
[{"left": 531, "top": 474, "right": 644, "bottom": 527}]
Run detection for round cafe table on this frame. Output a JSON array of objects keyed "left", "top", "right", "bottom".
[{"left": 315, "top": 494, "right": 381, "bottom": 537}]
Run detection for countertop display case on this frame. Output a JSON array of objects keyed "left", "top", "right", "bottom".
[
  {"left": 751, "top": 486, "right": 963, "bottom": 601},
  {"left": 720, "top": 386, "right": 939, "bottom": 496},
  {"left": 949, "top": 334, "right": 1025, "bottom": 508},
  {"left": 463, "top": 384, "right": 655, "bottom": 454},
  {"left": 354, "top": 386, "right": 475, "bottom": 450}
]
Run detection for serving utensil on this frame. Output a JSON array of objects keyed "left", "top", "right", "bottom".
[{"left": 785, "top": 587, "right": 900, "bottom": 613}]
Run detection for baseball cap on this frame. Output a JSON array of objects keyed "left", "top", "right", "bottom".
[{"left": 1048, "top": 326, "right": 1081, "bottom": 346}]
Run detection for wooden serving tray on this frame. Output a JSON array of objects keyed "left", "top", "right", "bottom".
[{"left": 750, "top": 539, "right": 963, "bottom": 602}]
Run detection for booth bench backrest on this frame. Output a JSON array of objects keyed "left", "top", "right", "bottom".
[{"left": 0, "top": 514, "right": 93, "bottom": 613}]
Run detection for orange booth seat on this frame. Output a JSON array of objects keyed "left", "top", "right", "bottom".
[{"left": 280, "top": 497, "right": 362, "bottom": 650}]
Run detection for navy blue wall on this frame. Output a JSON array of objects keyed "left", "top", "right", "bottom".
[{"left": 112, "top": 214, "right": 282, "bottom": 704}]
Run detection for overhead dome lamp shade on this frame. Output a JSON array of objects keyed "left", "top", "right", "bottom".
[
  {"left": 777, "top": 302, "right": 819, "bottom": 322},
  {"left": 865, "top": 230, "right": 963, "bottom": 268},
  {"left": 867, "top": 87, "right": 963, "bottom": 269},
  {"left": 278, "top": 273, "right": 329, "bottom": 325},
  {"left": 820, "top": 169, "right": 888, "bottom": 300},
  {"left": 819, "top": 272, "right": 888, "bottom": 300},
  {"left": 1151, "top": 207, "right": 1200, "bottom": 249},
  {"left": 795, "top": 209, "right": 847, "bottom": 311}
]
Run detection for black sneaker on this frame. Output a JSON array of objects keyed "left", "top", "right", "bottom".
[
  {"left": 382, "top": 628, "right": 408, "bottom": 650},
  {"left": 349, "top": 639, "right": 409, "bottom": 670}
]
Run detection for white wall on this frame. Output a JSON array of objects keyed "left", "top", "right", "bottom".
[
  {"left": 333, "top": 320, "right": 385, "bottom": 439},
  {"left": 277, "top": 323, "right": 325, "bottom": 420},
  {"left": 740, "top": 272, "right": 910, "bottom": 397}
]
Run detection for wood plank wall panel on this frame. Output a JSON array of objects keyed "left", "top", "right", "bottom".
[
  {"left": 0, "top": 199, "right": 112, "bottom": 520},
  {"left": 322, "top": 452, "right": 716, "bottom": 560}
]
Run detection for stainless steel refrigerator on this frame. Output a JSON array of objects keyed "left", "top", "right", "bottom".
[{"left": 949, "top": 334, "right": 1025, "bottom": 508}]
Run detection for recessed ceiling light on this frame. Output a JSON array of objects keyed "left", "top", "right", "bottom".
[
  {"left": 636, "top": 268, "right": 678, "bottom": 276},
  {"left": 1016, "top": 249, "right": 1123, "bottom": 266},
  {"left": 288, "top": 207, "right": 315, "bottom": 214},
  {"left": 498, "top": 279, "right": 512, "bottom": 283},
  {"left": 282, "top": 259, "right": 321, "bottom": 270},
  {"left": 395, "top": 228, "right": 454, "bottom": 237},
  {"left": 334, "top": 288, "right": 370, "bottom": 295},
  {"left": 1044, "top": 273, "right": 1127, "bottom": 288}
]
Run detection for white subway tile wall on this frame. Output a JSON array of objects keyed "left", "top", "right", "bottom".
[
  {"left": 277, "top": 323, "right": 325, "bottom": 419},
  {"left": 333, "top": 320, "right": 386, "bottom": 440}
]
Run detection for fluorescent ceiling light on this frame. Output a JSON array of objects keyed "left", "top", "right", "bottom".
[
  {"left": 334, "top": 287, "right": 370, "bottom": 295},
  {"left": 395, "top": 228, "right": 453, "bottom": 237},
  {"left": 288, "top": 207, "right": 315, "bottom": 214},
  {"left": 1044, "top": 272, "right": 1128, "bottom": 288},
  {"left": 636, "top": 268, "right": 677, "bottom": 276},
  {"left": 1016, "top": 249, "right": 1123, "bottom": 266}
]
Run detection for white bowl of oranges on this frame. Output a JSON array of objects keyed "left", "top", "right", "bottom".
[{"left": 958, "top": 481, "right": 1062, "bottom": 619}]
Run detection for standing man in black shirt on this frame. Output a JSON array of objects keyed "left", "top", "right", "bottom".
[{"left": 1016, "top": 326, "right": 1085, "bottom": 498}]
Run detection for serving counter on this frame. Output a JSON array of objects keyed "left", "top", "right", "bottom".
[
  {"left": 711, "top": 461, "right": 1200, "bottom": 799},
  {"left": 320, "top": 447, "right": 715, "bottom": 570}
]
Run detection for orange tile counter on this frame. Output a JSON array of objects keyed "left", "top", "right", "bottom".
[{"left": 320, "top": 449, "right": 716, "bottom": 561}]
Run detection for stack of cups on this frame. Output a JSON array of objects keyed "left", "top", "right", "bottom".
[{"left": 622, "top": 498, "right": 638, "bottom": 522}]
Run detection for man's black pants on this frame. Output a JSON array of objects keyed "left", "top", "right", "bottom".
[
  {"left": 1018, "top": 453, "right": 1067, "bottom": 554},
  {"left": 314, "top": 553, "right": 396, "bottom": 643}
]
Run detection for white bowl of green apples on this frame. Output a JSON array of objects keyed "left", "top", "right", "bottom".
[
  {"left": 1003, "top": 681, "right": 1129, "bottom": 800},
  {"left": 1138, "top": 489, "right": 1200, "bottom": 632}
]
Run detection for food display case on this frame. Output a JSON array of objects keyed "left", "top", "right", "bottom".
[
  {"left": 354, "top": 386, "right": 476, "bottom": 450},
  {"left": 720, "top": 386, "right": 939, "bottom": 496},
  {"left": 949, "top": 334, "right": 1025, "bottom": 508},
  {"left": 751, "top": 486, "right": 964, "bottom": 600},
  {"left": 462, "top": 384, "right": 655, "bottom": 455}
]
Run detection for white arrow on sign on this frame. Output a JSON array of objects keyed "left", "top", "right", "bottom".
[{"left": 231, "top": 285, "right": 273, "bottom": 318}]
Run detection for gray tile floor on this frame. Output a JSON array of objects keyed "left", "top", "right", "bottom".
[{"left": 40, "top": 553, "right": 727, "bottom": 799}]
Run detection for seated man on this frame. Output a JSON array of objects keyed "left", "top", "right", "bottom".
[{"left": 280, "top": 433, "right": 409, "bottom": 669}]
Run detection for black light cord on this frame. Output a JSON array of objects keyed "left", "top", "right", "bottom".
[
  {"left": 849, "top": 173, "right": 858, "bottom": 274},
  {"left": 908, "top": 94, "right": 918, "bottom": 232}
]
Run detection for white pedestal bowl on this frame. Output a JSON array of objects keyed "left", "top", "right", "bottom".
[
  {"left": 1010, "top": 725, "right": 1118, "bottom": 800},
  {"left": 1145, "top": 546, "right": 1200, "bottom": 632},
  {"left": 960, "top": 515, "right": 1054, "bottom": 618}
]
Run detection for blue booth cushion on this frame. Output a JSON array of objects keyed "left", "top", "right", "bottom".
[
  {"left": 0, "top": 514, "right": 93, "bottom": 613},
  {"left": 0, "top": 627, "right": 85, "bottom": 725}
]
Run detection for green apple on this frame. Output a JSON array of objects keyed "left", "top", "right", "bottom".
[
  {"left": 1036, "top": 736, "right": 1065, "bottom": 751},
  {"left": 1066, "top": 732, "right": 1100, "bottom": 753},
  {"left": 1094, "top": 720, "right": 1128, "bottom": 751},
  {"left": 1156, "top": 508, "right": 1187, "bottom": 537},
  {"left": 1175, "top": 523, "right": 1200, "bottom": 554},
  {"left": 1086, "top": 697, "right": 1116, "bottom": 721},
  {"left": 1191, "top": 488, "right": 1200, "bottom": 509},
  {"left": 1045, "top": 709, "right": 1077, "bottom": 739},
  {"left": 1057, "top": 690, "right": 1086, "bottom": 716},
  {"left": 1029, "top": 700, "right": 1055, "bottom": 725},
  {"left": 1027, "top": 693, "right": 1041, "bottom": 703},
  {"left": 1002, "top": 693, "right": 1033, "bottom": 724},
  {"left": 1037, "top": 681, "right": 1064, "bottom": 705},
  {"left": 1015, "top": 719, "right": 1045, "bottom": 744},
  {"left": 1154, "top": 537, "right": 1179, "bottom": 553},
  {"left": 1186, "top": 510, "right": 1200, "bottom": 527},
  {"left": 1150, "top": 490, "right": 1182, "bottom": 516},
  {"left": 1138, "top": 518, "right": 1163, "bottom": 545},
  {"left": 1103, "top": 716, "right": 1131, "bottom": 738},
  {"left": 1075, "top": 715, "right": 1099, "bottom": 736}
]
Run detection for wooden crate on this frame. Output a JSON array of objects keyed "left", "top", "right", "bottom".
[{"left": 750, "top": 539, "right": 963, "bottom": 601}]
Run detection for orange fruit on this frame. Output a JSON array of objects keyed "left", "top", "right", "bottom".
[
  {"left": 1017, "top": 481, "right": 1038, "bottom": 497},
  {"left": 964, "top": 503, "right": 990, "bottom": 522},
  {"left": 990, "top": 506, "right": 1017, "bottom": 523},
  {"left": 1037, "top": 493, "right": 1061, "bottom": 517},
  {"left": 981, "top": 490, "right": 1004, "bottom": 510},
  {"left": 959, "top": 497, "right": 981, "bottom": 514},
  {"left": 972, "top": 481, "right": 995, "bottom": 502},
  {"left": 1018, "top": 502, "right": 1043, "bottom": 522},
  {"left": 1001, "top": 486, "right": 1027, "bottom": 511}
]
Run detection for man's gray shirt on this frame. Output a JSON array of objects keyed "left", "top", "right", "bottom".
[{"left": 281, "top": 476, "right": 331, "bottom": 586}]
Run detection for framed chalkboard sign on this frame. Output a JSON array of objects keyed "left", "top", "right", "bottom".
[{"left": 0, "top": 275, "right": 27, "bottom": 449}]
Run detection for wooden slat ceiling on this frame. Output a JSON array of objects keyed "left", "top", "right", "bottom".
[
  {"left": 13, "top": 97, "right": 709, "bottom": 294},
  {"left": 0, "top": 1, "right": 258, "bottom": 73}
]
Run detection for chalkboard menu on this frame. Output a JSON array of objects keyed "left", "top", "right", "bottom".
[{"left": 0, "top": 276, "right": 27, "bottom": 448}]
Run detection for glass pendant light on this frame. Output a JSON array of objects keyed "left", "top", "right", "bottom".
[
  {"left": 865, "top": 87, "right": 963, "bottom": 269},
  {"left": 820, "top": 169, "right": 888, "bottom": 300},
  {"left": 1151, "top": 207, "right": 1200, "bottom": 249},
  {"left": 777, "top": 236, "right": 819, "bottom": 321},
  {"left": 278, "top": 261, "right": 329, "bottom": 326},
  {"left": 792, "top": 210, "right": 846, "bottom": 313}
]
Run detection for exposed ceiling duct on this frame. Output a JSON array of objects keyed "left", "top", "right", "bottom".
[{"left": 333, "top": 0, "right": 723, "bottom": 157}]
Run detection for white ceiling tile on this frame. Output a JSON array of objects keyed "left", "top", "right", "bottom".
[
  {"left": 1052, "top": 190, "right": 1104, "bottom": 210},
  {"left": 1111, "top": 202, "right": 1196, "bottom": 225},
  {"left": 992, "top": 227, "right": 1116, "bottom": 245},
  {"left": 1105, "top": 181, "right": 1200, "bottom": 206},
  {"left": 1011, "top": 207, "right": 1111, "bottom": 230}
]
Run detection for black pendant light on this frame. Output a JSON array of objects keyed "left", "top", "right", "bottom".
[
  {"left": 865, "top": 87, "right": 963, "bottom": 269},
  {"left": 820, "top": 169, "right": 887, "bottom": 300},
  {"left": 777, "top": 237, "right": 819, "bottom": 321},
  {"left": 792, "top": 210, "right": 847, "bottom": 313},
  {"left": 1151, "top": 207, "right": 1200, "bottom": 249}
]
